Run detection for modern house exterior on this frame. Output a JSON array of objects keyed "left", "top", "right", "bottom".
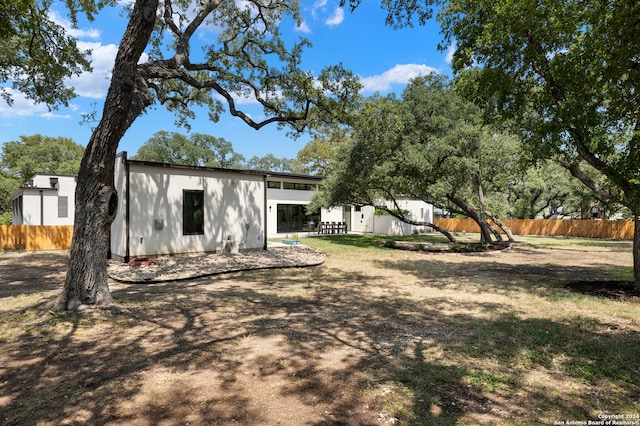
[
  {"left": 110, "top": 153, "right": 271, "bottom": 260},
  {"left": 265, "top": 174, "right": 342, "bottom": 234},
  {"left": 13, "top": 154, "right": 434, "bottom": 259},
  {"left": 11, "top": 174, "right": 77, "bottom": 226},
  {"left": 110, "top": 153, "right": 347, "bottom": 260}
]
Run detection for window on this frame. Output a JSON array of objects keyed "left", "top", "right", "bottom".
[
  {"left": 267, "top": 181, "right": 281, "bottom": 189},
  {"left": 183, "top": 190, "right": 204, "bottom": 235},
  {"left": 282, "top": 182, "right": 317, "bottom": 191},
  {"left": 58, "top": 196, "right": 68, "bottom": 218}
]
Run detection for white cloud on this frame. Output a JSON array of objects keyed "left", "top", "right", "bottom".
[
  {"left": 311, "top": 0, "right": 328, "bottom": 19},
  {"left": 67, "top": 42, "right": 119, "bottom": 99},
  {"left": 445, "top": 43, "right": 456, "bottom": 64},
  {"left": 0, "top": 89, "right": 49, "bottom": 118},
  {"left": 295, "top": 20, "right": 311, "bottom": 33},
  {"left": 359, "top": 64, "right": 438, "bottom": 93},
  {"left": 48, "top": 10, "right": 101, "bottom": 40},
  {"left": 325, "top": 7, "right": 344, "bottom": 26},
  {"left": 40, "top": 111, "right": 72, "bottom": 119}
]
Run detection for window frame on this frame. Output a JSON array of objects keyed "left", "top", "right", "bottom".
[
  {"left": 183, "top": 190, "right": 205, "bottom": 235},
  {"left": 58, "top": 196, "right": 68, "bottom": 218}
]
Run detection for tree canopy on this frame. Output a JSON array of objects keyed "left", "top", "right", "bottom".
[
  {"left": 314, "top": 74, "right": 523, "bottom": 242},
  {"left": 1, "top": 134, "right": 84, "bottom": 181},
  {"left": 132, "top": 131, "right": 245, "bottom": 169},
  {"left": 294, "top": 130, "right": 350, "bottom": 177},
  {"left": 436, "top": 0, "right": 640, "bottom": 286},
  {"left": 246, "top": 153, "right": 296, "bottom": 173},
  {"left": 0, "top": 0, "right": 96, "bottom": 107}
]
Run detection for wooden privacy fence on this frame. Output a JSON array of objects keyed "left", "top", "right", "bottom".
[
  {"left": 434, "top": 218, "right": 635, "bottom": 240},
  {"left": 0, "top": 225, "right": 74, "bottom": 251}
]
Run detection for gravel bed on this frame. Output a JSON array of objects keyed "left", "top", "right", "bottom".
[{"left": 107, "top": 245, "right": 326, "bottom": 283}]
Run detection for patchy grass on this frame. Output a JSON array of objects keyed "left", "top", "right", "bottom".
[{"left": 1, "top": 236, "right": 639, "bottom": 425}]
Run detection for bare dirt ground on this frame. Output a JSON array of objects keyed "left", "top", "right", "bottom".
[{"left": 1, "top": 236, "right": 639, "bottom": 425}]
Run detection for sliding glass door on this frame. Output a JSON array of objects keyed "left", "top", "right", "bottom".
[{"left": 276, "top": 204, "right": 320, "bottom": 233}]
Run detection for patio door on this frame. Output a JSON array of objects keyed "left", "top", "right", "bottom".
[{"left": 277, "top": 204, "right": 320, "bottom": 233}]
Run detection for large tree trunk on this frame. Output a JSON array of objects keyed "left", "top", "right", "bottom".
[
  {"left": 376, "top": 206, "right": 457, "bottom": 242},
  {"left": 485, "top": 210, "right": 515, "bottom": 242},
  {"left": 56, "top": 0, "right": 158, "bottom": 310},
  {"left": 446, "top": 193, "right": 498, "bottom": 243}
]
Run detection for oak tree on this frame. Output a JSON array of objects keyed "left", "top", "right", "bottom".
[
  {"left": 438, "top": 0, "right": 640, "bottom": 288},
  {"left": 1, "top": 0, "right": 94, "bottom": 107},
  {"left": 314, "top": 75, "right": 522, "bottom": 242},
  {"left": 51, "top": 0, "right": 360, "bottom": 310},
  {"left": 132, "top": 130, "right": 246, "bottom": 169}
]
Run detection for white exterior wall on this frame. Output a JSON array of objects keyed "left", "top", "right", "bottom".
[
  {"left": 373, "top": 199, "right": 434, "bottom": 236},
  {"left": 12, "top": 175, "right": 76, "bottom": 225},
  {"left": 348, "top": 199, "right": 434, "bottom": 235},
  {"left": 266, "top": 185, "right": 313, "bottom": 235},
  {"left": 350, "top": 205, "right": 376, "bottom": 233},
  {"left": 20, "top": 190, "right": 43, "bottom": 225},
  {"left": 111, "top": 160, "right": 265, "bottom": 259},
  {"left": 47, "top": 176, "right": 76, "bottom": 225},
  {"left": 320, "top": 207, "right": 344, "bottom": 223}
]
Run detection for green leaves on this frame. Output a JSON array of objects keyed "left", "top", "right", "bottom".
[
  {"left": 131, "top": 130, "right": 246, "bottom": 169},
  {"left": 317, "top": 75, "right": 525, "bottom": 224},
  {"left": 0, "top": 134, "right": 84, "bottom": 181},
  {"left": 1, "top": 0, "right": 96, "bottom": 108},
  {"left": 0, "top": 134, "right": 85, "bottom": 215},
  {"left": 141, "top": 0, "right": 362, "bottom": 135},
  {"left": 439, "top": 0, "right": 640, "bottom": 213}
]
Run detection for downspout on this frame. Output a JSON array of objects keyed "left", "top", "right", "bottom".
[
  {"left": 39, "top": 190, "right": 44, "bottom": 226},
  {"left": 124, "top": 153, "right": 131, "bottom": 263},
  {"left": 263, "top": 174, "right": 268, "bottom": 251}
]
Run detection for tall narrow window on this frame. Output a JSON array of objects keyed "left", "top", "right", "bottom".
[
  {"left": 58, "top": 196, "right": 68, "bottom": 218},
  {"left": 183, "top": 190, "right": 204, "bottom": 235}
]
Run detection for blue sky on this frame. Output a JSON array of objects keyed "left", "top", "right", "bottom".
[{"left": 0, "top": 1, "right": 453, "bottom": 161}]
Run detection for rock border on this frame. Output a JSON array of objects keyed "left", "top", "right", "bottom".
[{"left": 108, "top": 245, "right": 326, "bottom": 283}]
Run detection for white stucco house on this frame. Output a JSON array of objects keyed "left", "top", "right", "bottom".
[
  {"left": 13, "top": 154, "right": 434, "bottom": 259},
  {"left": 11, "top": 174, "right": 77, "bottom": 226},
  {"left": 110, "top": 152, "right": 344, "bottom": 260}
]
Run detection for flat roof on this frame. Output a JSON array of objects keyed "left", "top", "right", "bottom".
[{"left": 119, "top": 152, "right": 324, "bottom": 181}]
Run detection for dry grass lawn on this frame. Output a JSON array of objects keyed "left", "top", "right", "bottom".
[{"left": 1, "top": 234, "right": 639, "bottom": 425}]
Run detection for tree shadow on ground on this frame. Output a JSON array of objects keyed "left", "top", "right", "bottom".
[
  {"left": 1, "top": 256, "right": 639, "bottom": 425},
  {"left": 374, "top": 255, "right": 634, "bottom": 300},
  {"left": 0, "top": 251, "right": 68, "bottom": 298},
  {"left": 566, "top": 280, "right": 640, "bottom": 303}
]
